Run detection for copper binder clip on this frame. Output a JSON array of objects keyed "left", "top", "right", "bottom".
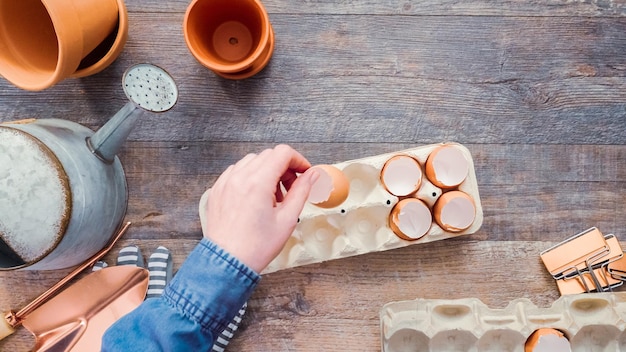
[{"left": 540, "top": 228, "right": 624, "bottom": 295}]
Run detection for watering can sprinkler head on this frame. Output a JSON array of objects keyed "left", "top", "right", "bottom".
[
  {"left": 87, "top": 64, "right": 178, "bottom": 163},
  {"left": 122, "top": 63, "right": 179, "bottom": 113}
]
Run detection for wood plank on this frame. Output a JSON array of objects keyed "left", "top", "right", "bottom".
[
  {"left": 119, "top": 142, "right": 626, "bottom": 182},
  {"left": 3, "top": 75, "right": 625, "bottom": 144},
  {"left": 125, "top": 0, "right": 626, "bottom": 17},
  {"left": 1, "top": 16, "right": 625, "bottom": 144}
]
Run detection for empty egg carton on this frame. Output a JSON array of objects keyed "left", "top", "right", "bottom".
[
  {"left": 380, "top": 292, "right": 626, "bottom": 352},
  {"left": 261, "top": 142, "right": 483, "bottom": 274}
]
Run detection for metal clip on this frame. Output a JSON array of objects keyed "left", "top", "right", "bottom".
[{"left": 541, "top": 228, "right": 625, "bottom": 295}]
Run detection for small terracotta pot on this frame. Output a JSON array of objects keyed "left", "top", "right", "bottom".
[
  {"left": 184, "top": 0, "right": 274, "bottom": 79},
  {"left": 0, "top": 0, "right": 128, "bottom": 91}
]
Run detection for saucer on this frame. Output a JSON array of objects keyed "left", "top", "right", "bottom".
[{"left": 214, "top": 26, "right": 275, "bottom": 80}]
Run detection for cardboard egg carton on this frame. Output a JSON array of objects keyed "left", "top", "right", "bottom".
[
  {"left": 380, "top": 292, "right": 626, "bottom": 352},
  {"left": 262, "top": 143, "right": 483, "bottom": 274}
]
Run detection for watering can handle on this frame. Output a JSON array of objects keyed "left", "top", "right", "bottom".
[{"left": 0, "top": 222, "right": 132, "bottom": 341}]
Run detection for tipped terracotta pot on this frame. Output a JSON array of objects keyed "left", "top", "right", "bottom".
[
  {"left": 0, "top": 0, "right": 128, "bottom": 91},
  {"left": 184, "top": 0, "right": 275, "bottom": 79}
]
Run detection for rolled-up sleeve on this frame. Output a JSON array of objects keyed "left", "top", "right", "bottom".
[{"left": 102, "top": 238, "right": 260, "bottom": 351}]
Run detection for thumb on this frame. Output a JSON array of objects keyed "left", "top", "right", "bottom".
[{"left": 278, "top": 169, "right": 319, "bottom": 227}]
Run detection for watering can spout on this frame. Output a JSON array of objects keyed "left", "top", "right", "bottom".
[
  {"left": 87, "top": 63, "right": 178, "bottom": 164},
  {"left": 88, "top": 102, "right": 141, "bottom": 163}
]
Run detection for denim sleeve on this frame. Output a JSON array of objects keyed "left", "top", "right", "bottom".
[{"left": 101, "top": 238, "right": 260, "bottom": 351}]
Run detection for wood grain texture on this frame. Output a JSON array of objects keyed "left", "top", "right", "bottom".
[
  {"left": 1, "top": 0, "right": 626, "bottom": 350},
  {"left": 2, "top": 15, "right": 626, "bottom": 144},
  {"left": 126, "top": 0, "right": 626, "bottom": 16}
]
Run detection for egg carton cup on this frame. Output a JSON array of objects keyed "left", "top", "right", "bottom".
[
  {"left": 261, "top": 142, "right": 483, "bottom": 274},
  {"left": 380, "top": 292, "right": 626, "bottom": 352}
]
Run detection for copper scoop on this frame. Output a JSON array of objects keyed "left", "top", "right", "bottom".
[{"left": 1, "top": 222, "right": 149, "bottom": 351}]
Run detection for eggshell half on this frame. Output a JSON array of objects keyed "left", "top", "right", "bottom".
[
  {"left": 381, "top": 155, "right": 422, "bottom": 197},
  {"left": 433, "top": 191, "right": 475, "bottom": 232},
  {"left": 425, "top": 145, "right": 469, "bottom": 189},
  {"left": 307, "top": 164, "right": 350, "bottom": 208},
  {"left": 389, "top": 198, "right": 432, "bottom": 240},
  {"left": 525, "top": 328, "right": 571, "bottom": 352}
]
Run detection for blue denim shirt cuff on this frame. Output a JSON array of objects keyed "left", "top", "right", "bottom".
[{"left": 162, "top": 238, "right": 260, "bottom": 334}]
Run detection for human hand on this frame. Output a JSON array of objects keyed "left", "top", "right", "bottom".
[{"left": 200, "top": 144, "right": 320, "bottom": 273}]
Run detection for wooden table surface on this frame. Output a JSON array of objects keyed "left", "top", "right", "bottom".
[{"left": 1, "top": 0, "right": 626, "bottom": 350}]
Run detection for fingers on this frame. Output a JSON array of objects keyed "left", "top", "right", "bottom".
[
  {"left": 249, "top": 145, "right": 311, "bottom": 180},
  {"left": 213, "top": 164, "right": 234, "bottom": 189},
  {"left": 218, "top": 146, "right": 308, "bottom": 184},
  {"left": 280, "top": 169, "right": 298, "bottom": 191},
  {"left": 210, "top": 145, "right": 311, "bottom": 209},
  {"left": 273, "top": 144, "right": 311, "bottom": 174},
  {"left": 276, "top": 169, "right": 298, "bottom": 204},
  {"left": 278, "top": 168, "right": 319, "bottom": 226},
  {"left": 233, "top": 153, "right": 257, "bottom": 170},
  {"left": 275, "top": 183, "right": 284, "bottom": 203},
  {"left": 211, "top": 152, "right": 256, "bottom": 193}
]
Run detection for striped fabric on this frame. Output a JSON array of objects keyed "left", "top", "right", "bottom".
[
  {"left": 116, "top": 245, "right": 144, "bottom": 267},
  {"left": 146, "top": 246, "right": 172, "bottom": 299},
  {"left": 93, "top": 245, "right": 173, "bottom": 299},
  {"left": 212, "top": 303, "right": 247, "bottom": 352},
  {"left": 92, "top": 261, "right": 108, "bottom": 271}
]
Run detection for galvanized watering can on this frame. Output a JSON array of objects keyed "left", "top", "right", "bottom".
[{"left": 0, "top": 64, "right": 177, "bottom": 270}]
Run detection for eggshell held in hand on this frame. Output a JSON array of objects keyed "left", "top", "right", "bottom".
[
  {"left": 425, "top": 145, "right": 469, "bottom": 189},
  {"left": 525, "top": 328, "right": 571, "bottom": 352},
  {"left": 389, "top": 198, "right": 432, "bottom": 240},
  {"left": 380, "top": 155, "right": 422, "bottom": 197},
  {"left": 307, "top": 165, "right": 350, "bottom": 208},
  {"left": 433, "top": 191, "right": 475, "bottom": 232}
]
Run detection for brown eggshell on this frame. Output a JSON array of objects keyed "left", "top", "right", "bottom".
[
  {"left": 425, "top": 145, "right": 469, "bottom": 189},
  {"left": 389, "top": 198, "right": 432, "bottom": 241},
  {"left": 433, "top": 191, "right": 475, "bottom": 232},
  {"left": 380, "top": 155, "right": 422, "bottom": 197},
  {"left": 307, "top": 164, "right": 350, "bottom": 208},
  {"left": 524, "top": 328, "right": 571, "bottom": 352}
]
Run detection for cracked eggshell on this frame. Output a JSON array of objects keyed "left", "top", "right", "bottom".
[
  {"left": 389, "top": 198, "right": 432, "bottom": 241},
  {"left": 433, "top": 191, "right": 475, "bottom": 232},
  {"left": 307, "top": 164, "right": 350, "bottom": 208},
  {"left": 525, "top": 328, "right": 571, "bottom": 352},
  {"left": 381, "top": 155, "right": 422, "bottom": 197},
  {"left": 425, "top": 145, "right": 469, "bottom": 189}
]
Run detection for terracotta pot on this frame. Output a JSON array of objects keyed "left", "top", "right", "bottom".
[
  {"left": 0, "top": 0, "right": 128, "bottom": 91},
  {"left": 184, "top": 0, "right": 274, "bottom": 79},
  {"left": 71, "top": 0, "right": 128, "bottom": 79}
]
